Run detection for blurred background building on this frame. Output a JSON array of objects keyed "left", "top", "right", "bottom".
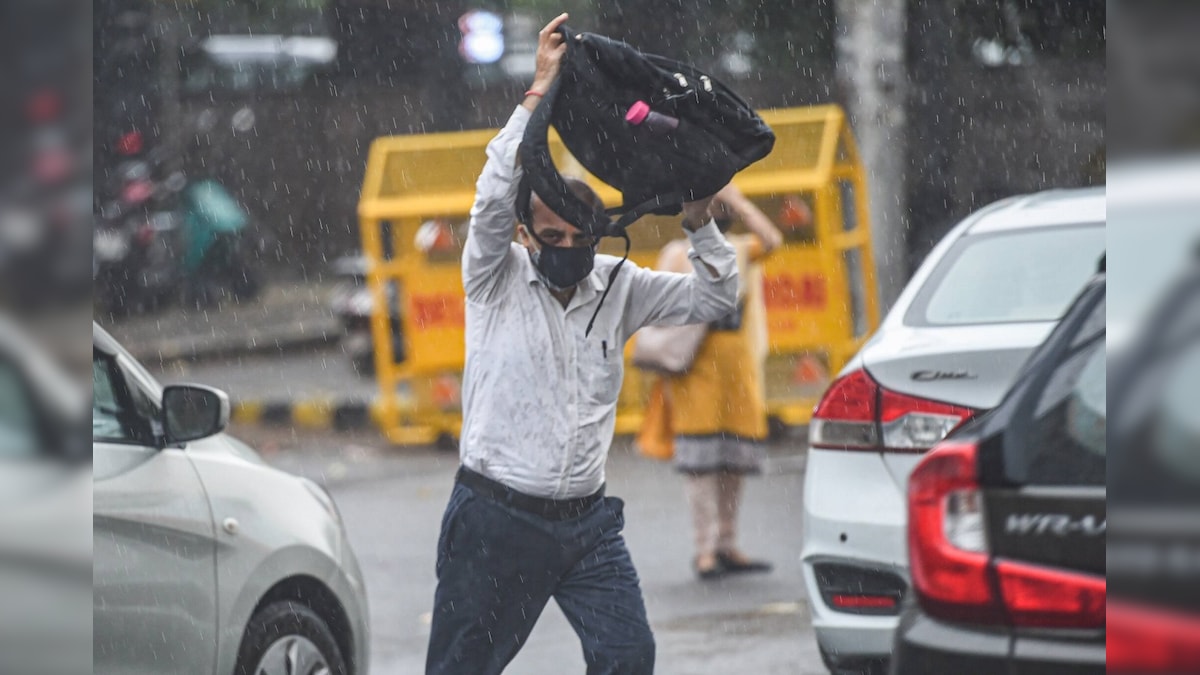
[{"left": 92, "top": 0, "right": 1105, "bottom": 290}]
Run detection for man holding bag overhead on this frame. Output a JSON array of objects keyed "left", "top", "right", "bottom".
[{"left": 426, "top": 12, "right": 739, "bottom": 675}]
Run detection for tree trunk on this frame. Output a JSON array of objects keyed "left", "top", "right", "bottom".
[
  {"left": 153, "top": 2, "right": 183, "bottom": 180},
  {"left": 834, "top": 0, "right": 909, "bottom": 310}
]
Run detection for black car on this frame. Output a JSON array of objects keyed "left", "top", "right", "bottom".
[
  {"left": 1105, "top": 254, "right": 1200, "bottom": 674},
  {"left": 890, "top": 274, "right": 1105, "bottom": 674}
]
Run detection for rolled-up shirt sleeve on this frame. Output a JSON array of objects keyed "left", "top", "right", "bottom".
[
  {"left": 624, "top": 219, "right": 739, "bottom": 332},
  {"left": 462, "top": 106, "right": 531, "bottom": 302}
]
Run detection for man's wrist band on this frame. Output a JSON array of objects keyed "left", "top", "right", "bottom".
[{"left": 525, "top": 89, "right": 546, "bottom": 98}]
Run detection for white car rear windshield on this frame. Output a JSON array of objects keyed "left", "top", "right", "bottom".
[{"left": 907, "top": 225, "right": 1106, "bottom": 326}]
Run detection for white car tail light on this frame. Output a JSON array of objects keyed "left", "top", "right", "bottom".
[{"left": 810, "top": 368, "right": 977, "bottom": 453}]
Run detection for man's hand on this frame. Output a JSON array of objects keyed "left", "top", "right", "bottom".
[
  {"left": 523, "top": 13, "right": 569, "bottom": 110},
  {"left": 711, "top": 183, "right": 784, "bottom": 252},
  {"left": 680, "top": 195, "right": 715, "bottom": 232}
]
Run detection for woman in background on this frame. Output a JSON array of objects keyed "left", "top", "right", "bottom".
[{"left": 645, "top": 183, "right": 785, "bottom": 580}]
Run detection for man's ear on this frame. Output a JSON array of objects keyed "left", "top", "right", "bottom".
[{"left": 516, "top": 223, "right": 533, "bottom": 247}]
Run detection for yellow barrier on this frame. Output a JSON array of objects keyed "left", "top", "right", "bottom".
[{"left": 358, "top": 105, "right": 878, "bottom": 445}]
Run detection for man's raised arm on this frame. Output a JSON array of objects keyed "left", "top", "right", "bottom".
[
  {"left": 624, "top": 212, "right": 740, "bottom": 332},
  {"left": 461, "top": 107, "right": 530, "bottom": 301},
  {"left": 462, "top": 13, "right": 568, "bottom": 302}
]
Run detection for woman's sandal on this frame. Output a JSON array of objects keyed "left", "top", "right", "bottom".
[
  {"left": 716, "top": 550, "right": 773, "bottom": 574},
  {"left": 694, "top": 555, "right": 726, "bottom": 581}
]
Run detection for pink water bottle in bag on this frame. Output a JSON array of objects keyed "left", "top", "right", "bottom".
[{"left": 625, "top": 100, "right": 679, "bottom": 134}]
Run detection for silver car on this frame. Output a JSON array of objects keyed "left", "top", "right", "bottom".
[
  {"left": 800, "top": 188, "right": 1106, "bottom": 674},
  {"left": 93, "top": 323, "right": 369, "bottom": 675}
]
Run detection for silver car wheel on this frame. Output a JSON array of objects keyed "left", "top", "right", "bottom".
[{"left": 254, "top": 635, "right": 331, "bottom": 675}]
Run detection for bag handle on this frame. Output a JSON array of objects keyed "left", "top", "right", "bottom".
[{"left": 518, "top": 74, "right": 615, "bottom": 238}]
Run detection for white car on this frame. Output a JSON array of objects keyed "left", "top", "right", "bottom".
[
  {"left": 801, "top": 188, "right": 1106, "bottom": 674},
  {"left": 92, "top": 323, "right": 370, "bottom": 675}
]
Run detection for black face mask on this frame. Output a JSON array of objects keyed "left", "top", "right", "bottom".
[{"left": 528, "top": 230, "right": 596, "bottom": 290}]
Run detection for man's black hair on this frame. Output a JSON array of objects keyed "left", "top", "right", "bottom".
[{"left": 518, "top": 176, "right": 603, "bottom": 227}]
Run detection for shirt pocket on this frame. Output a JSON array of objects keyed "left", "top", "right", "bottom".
[{"left": 579, "top": 330, "right": 625, "bottom": 407}]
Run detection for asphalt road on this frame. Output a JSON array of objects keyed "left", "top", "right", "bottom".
[{"left": 235, "top": 426, "right": 827, "bottom": 674}]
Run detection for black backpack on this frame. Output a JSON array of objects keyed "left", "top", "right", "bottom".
[{"left": 516, "top": 25, "right": 776, "bottom": 239}]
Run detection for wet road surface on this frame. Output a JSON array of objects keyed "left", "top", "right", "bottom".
[{"left": 235, "top": 426, "right": 828, "bottom": 674}]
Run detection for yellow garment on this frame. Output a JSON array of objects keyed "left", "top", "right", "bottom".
[
  {"left": 668, "top": 329, "right": 768, "bottom": 439},
  {"left": 636, "top": 379, "right": 675, "bottom": 460},
  {"left": 641, "top": 234, "right": 771, "bottom": 442}
]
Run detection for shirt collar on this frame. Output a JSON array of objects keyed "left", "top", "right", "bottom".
[{"left": 522, "top": 247, "right": 541, "bottom": 286}]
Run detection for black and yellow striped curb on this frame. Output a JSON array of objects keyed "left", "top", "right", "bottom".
[{"left": 232, "top": 398, "right": 388, "bottom": 432}]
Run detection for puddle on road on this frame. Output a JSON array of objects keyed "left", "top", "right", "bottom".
[{"left": 655, "top": 598, "right": 810, "bottom": 634}]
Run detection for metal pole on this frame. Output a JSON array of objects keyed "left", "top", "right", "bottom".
[{"left": 835, "top": 0, "right": 909, "bottom": 311}]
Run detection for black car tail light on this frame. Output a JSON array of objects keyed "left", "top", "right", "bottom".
[
  {"left": 1108, "top": 600, "right": 1200, "bottom": 672},
  {"left": 908, "top": 440, "right": 1106, "bottom": 628}
]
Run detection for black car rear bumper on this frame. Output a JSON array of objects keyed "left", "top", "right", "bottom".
[{"left": 890, "top": 605, "right": 1104, "bottom": 675}]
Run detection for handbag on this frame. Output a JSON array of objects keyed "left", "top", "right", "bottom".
[{"left": 632, "top": 322, "right": 707, "bottom": 375}]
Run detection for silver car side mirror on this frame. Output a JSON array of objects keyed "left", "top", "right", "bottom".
[{"left": 162, "top": 385, "right": 230, "bottom": 445}]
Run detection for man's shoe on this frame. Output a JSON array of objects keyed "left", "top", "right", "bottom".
[{"left": 716, "top": 550, "right": 773, "bottom": 574}]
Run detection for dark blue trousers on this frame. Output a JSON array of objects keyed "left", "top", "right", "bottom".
[{"left": 426, "top": 481, "right": 656, "bottom": 675}]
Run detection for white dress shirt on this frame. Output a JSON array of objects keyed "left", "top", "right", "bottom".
[{"left": 460, "top": 105, "right": 739, "bottom": 499}]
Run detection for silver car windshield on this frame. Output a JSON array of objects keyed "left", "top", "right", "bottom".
[{"left": 906, "top": 224, "right": 1106, "bottom": 326}]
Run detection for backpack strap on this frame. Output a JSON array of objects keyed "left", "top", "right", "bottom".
[
  {"left": 518, "top": 65, "right": 615, "bottom": 238},
  {"left": 609, "top": 190, "right": 691, "bottom": 230},
  {"left": 585, "top": 228, "right": 631, "bottom": 337}
]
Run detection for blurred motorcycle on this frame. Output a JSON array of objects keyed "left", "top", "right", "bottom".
[
  {"left": 177, "top": 179, "right": 263, "bottom": 308},
  {"left": 0, "top": 85, "right": 92, "bottom": 311},
  {"left": 93, "top": 155, "right": 183, "bottom": 316},
  {"left": 329, "top": 255, "right": 404, "bottom": 376},
  {"left": 93, "top": 156, "right": 264, "bottom": 315},
  {"left": 329, "top": 219, "right": 459, "bottom": 374}
]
